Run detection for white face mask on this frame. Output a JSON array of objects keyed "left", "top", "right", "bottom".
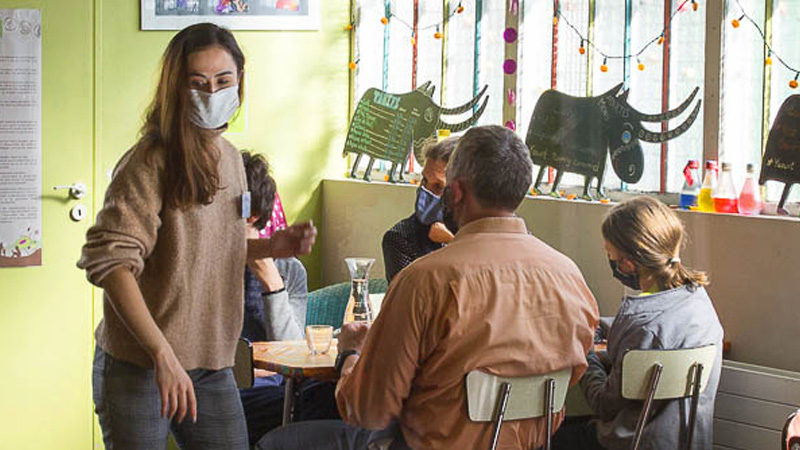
[{"left": 188, "top": 84, "right": 240, "bottom": 129}]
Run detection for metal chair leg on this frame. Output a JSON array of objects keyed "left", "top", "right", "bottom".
[
  {"left": 685, "top": 363, "right": 704, "bottom": 450},
  {"left": 544, "top": 378, "right": 556, "bottom": 450},
  {"left": 489, "top": 382, "right": 512, "bottom": 450},
  {"left": 632, "top": 363, "right": 663, "bottom": 450}
]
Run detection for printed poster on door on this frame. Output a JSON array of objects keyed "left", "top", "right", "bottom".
[{"left": 0, "top": 9, "right": 42, "bottom": 267}]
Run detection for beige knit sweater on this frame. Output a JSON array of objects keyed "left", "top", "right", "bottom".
[{"left": 78, "top": 133, "right": 247, "bottom": 370}]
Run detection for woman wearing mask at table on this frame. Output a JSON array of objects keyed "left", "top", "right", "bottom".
[
  {"left": 78, "top": 23, "right": 315, "bottom": 449},
  {"left": 553, "top": 196, "right": 723, "bottom": 450}
]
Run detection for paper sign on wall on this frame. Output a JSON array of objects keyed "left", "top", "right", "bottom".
[{"left": 0, "top": 9, "right": 42, "bottom": 268}]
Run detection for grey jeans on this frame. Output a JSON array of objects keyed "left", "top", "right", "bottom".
[{"left": 93, "top": 346, "right": 248, "bottom": 450}]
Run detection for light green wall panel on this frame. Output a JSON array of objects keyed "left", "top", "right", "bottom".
[{"left": 0, "top": 1, "right": 95, "bottom": 449}]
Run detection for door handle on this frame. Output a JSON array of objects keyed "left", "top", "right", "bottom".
[{"left": 53, "top": 182, "right": 87, "bottom": 200}]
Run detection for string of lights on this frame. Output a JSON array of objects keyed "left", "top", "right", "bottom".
[
  {"left": 378, "top": 1, "right": 465, "bottom": 41},
  {"left": 349, "top": 0, "right": 799, "bottom": 89},
  {"left": 346, "top": 1, "right": 466, "bottom": 70},
  {"left": 731, "top": 0, "right": 799, "bottom": 89},
  {"left": 555, "top": 0, "right": 695, "bottom": 73}
]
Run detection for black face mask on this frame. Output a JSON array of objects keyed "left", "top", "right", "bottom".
[
  {"left": 609, "top": 258, "right": 640, "bottom": 291},
  {"left": 441, "top": 186, "right": 459, "bottom": 234}
]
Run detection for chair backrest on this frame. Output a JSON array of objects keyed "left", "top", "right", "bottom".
[
  {"left": 622, "top": 345, "right": 717, "bottom": 450},
  {"left": 233, "top": 338, "right": 254, "bottom": 389},
  {"left": 305, "top": 278, "right": 389, "bottom": 328},
  {"left": 466, "top": 369, "right": 572, "bottom": 421},
  {"left": 784, "top": 410, "right": 800, "bottom": 450},
  {"left": 466, "top": 369, "right": 572, "bottom": 450},
  {"left": 622, "top": 345, "right": 717, "bottom": 401}
]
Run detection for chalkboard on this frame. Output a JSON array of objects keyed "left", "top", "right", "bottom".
[
  {"left": 344, "top": 88, "right": 426, "bottom": 166},
  {"left": 525, "top": 85, "right": 700, "bottom": 199},
  {"left": 527, "top": 92, "right": 608, "bottom": 178},
  {"left": 761, "top": 95, "right": 800, "bottom": 186},
  {"left": 343, "top": 84, "right": 489, "bottom": 181}
]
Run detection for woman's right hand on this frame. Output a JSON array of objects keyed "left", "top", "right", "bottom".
[
  {"left": 101, "top": 267, "right": 199, "bottom": 423},
  {"left": 154, "top": 348, "right": 197, "bottom": 423}
]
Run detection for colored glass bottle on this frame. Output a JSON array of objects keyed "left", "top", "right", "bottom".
[
  {"left": 713, "top": 162, "right": 738, "bottom": 214},
  {"left": 679, "top": 160, "right": 701, "bottom": 210},
  {"left": 738, "top": 163, "right": 762, "bottom": 215},
  {"left": 697, "top": 160, "right": 718, "bottom": 212}
]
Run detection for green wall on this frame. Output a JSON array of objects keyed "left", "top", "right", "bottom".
[
  {"left": 95, "top": 0, "right": 350, "bottom": 291},
  {"left": 0, "top": 1, "right": 95, "bottom": 449},
  {"left": 0, "top": 1, "right": 349, "bottom": 448}
]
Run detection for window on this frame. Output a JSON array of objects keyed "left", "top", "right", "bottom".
[
  {"left": 350, "top": 0, "right": 798, "bottom": 208},
  {"left": 720, "top": 0, "right": 800, "bottom": 203}
]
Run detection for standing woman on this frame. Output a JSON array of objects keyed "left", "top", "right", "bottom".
[
  {"left": 79, "top": 23, "right": 315, "bottom": 449},
  {"left": 553, "top": 196, "right": 723, "bottom": 450}
]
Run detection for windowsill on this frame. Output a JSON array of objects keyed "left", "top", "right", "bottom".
[{"left": 340, "top": 172, "right": 800, "bottom": 222}]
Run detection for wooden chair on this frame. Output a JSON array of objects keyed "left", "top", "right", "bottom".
[
  {"left": 233, "top": 337, "right": 254, "bottom": 389},
  {"left": 621, "top": 345, "right": 717, "bottom": 450},
  {"left": 465, "top": 368, "right": 572, "bottom": 450}
]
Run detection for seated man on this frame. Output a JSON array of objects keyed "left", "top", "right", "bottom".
[
  {"left": 382, "top": 137, "right": 458, "bottom": 282},
  {"left": 239, "top": 151, "right": 338, "bottom": 445},
  {"left": 257, "top": 125, "right": 599, "bottom": 450}
]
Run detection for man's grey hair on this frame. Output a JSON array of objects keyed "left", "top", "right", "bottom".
[
  {"left": 423, "top": 136, "right": 458, "bottom": 163},
  {"left": 446, "top": 125, "right": 533, "bottom": 211}
]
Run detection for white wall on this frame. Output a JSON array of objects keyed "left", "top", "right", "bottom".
[{"left": 320, "top": 179, "right": 800, "bottom": 372}]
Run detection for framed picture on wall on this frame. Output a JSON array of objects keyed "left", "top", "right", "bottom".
[{"left": 141, "top": 0, "right": 319, "bottom": 31}]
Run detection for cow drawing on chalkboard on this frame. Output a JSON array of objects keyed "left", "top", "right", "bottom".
[
  {"left": 526, "top": 83, "right": 701, "bottom": 200},
  {"left": 344, "top": 81, "right": 489, "bottom": 182},
  {"left": 760, "top": 95, "right": 800, "bottom": 215}
]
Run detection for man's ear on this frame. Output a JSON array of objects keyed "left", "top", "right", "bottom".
[
  {"left": 246, "top": 215, "right": 259, "bottom": 225},
  {"left": 449, "top": 179, "right": 465, "bottom": 207}
]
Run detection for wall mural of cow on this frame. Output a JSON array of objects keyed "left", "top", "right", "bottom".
[
  {"left": 343, "top": 81, "right": 488, "bottom": 182},
  {"left": 525, "top": 83, "right": 701, "bottom": 200},
  {"left": 760, "top": 95, "right": 800, "bottom": 215}
]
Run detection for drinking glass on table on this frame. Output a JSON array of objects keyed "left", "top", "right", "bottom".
[{"left": 305, "top": 325, "right": 334, "bottom": 355}]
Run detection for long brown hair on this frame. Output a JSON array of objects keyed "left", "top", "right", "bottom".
[
  {"left": 140, "top": 23, "right": 245, "bottom": 209},
  {"left": 602, "top": 196, "right": 708, "bottom": 290}
]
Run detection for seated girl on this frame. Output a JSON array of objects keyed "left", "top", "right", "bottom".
[{"left": 554, "top": 196, "right": 723, "bottom": 450}]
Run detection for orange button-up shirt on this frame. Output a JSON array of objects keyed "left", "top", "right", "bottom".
[{"left": 336, "top": 217, "right": 599, "bottom": 450}]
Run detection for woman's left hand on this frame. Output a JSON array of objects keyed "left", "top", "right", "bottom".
[
  {"left": 269, "top": 222, "right": 317, "bottom": 257},
  {"left": 247, "top": 221, "right": 317, "bottom": 260}
]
